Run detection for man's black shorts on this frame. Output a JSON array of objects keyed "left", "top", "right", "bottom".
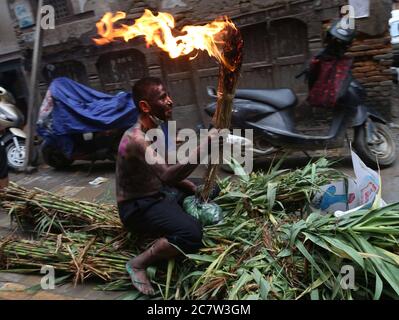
[
  {"left": 118, "top": 188, "right": 203, "bottom": 254},
  {"left": 0, "top": 142, "right": 8, "bottom": 179}
]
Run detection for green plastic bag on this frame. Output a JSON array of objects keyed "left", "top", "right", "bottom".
[{"left": 183, "top": 196, "right": 223, "bottom": 226}]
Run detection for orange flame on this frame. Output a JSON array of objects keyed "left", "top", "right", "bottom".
[{"left": 94, "top": 9, "right": 237, "bottom": 71}]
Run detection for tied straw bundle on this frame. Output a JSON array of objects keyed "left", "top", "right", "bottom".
[
  {"left": 201, "top": 24, "right": 244, "bottom": 202},
  {"left": 0, "top": 233, "right": 130, "bottom": 286},
  {"left": 1, "top": 183, "right": 125, "bottom": 242}
]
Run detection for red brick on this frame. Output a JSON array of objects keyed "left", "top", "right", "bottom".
[
  {"left": 352, "top": 73, "right": 365, "bottom": 79},
  {"left": 362, "top": 38, "right": 389, "bottom": 46},
  {"left": 367, "top": 76, "right": 390, "bottom": 82},
  {"left": 347, "top": 52, "right": 370, "bottom": 57},
  {"left": 366, "top": 71, "right": 383, "bottom": 77},
  {"left": 353, "top": 66, "right": 376, "bottom": 73},
  {"left": 349, "top": 45, "right": 373, "bottom": 52}
]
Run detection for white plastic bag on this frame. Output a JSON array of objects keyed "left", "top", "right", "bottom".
[{"left": 312, "top": 150, "right": 385, "bottom": 215}]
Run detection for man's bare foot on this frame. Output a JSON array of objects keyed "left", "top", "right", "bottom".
[{"left": 126, "top": 261, "right": 155, "bottom": 296}]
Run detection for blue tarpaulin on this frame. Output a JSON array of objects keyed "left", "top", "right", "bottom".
[
  {"left": 48, "top": 77, "right": 137, "bottom": 134},
  {"left": 37, "top": 77, "right": 171, "bottom": 158}
]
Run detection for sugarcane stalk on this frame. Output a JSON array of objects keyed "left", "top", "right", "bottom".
[
  {"left": 1, "top": 182, "right": 124, "bottom": 238},
  {"left": 201, "top": 25, "right": 244, "bottom": 202}
]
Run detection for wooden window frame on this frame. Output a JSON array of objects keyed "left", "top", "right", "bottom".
[{"left": 44, "top": 0, "right": 74, "bottom": 19}]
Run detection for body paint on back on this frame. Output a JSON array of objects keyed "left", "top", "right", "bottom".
[{"left": 118, "top": 135, "right": 129, "bottom": 157}]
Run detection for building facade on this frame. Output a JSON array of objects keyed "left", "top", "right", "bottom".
[
  {"left": 0, "top": 0, "right": 29, "bottom": 118},
  {"left": 2, "top": 0, "right": 396, "bottom": 130}
]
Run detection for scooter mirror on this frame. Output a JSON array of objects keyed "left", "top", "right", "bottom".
[{"left": 0, "top": 87, "right": 16, "bottom": 105}]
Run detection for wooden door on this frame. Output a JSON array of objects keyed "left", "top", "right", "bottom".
[
  {"left": 269, "top": 18, "right": 309, "bottom": 100},
  {"left": 96, "top": 49, "right": 148, "bottom": 94},
  {"left": 161, "top": 54, "right": 203, "bottom": 131},
  {"left": 42, "top": 60, "right": 88, "bottom": 85},
  {"left": 240, "top": 23, "right": 275, "bottom": 90}
]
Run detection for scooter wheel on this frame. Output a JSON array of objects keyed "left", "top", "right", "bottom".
[
  {"left": 354, "top": 122, "right": 397, "bottom": 169},
  {"left": 5, "top": 138, "right": 26, "bottom": 171}
]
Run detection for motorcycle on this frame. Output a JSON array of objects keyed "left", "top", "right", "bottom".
[
  {"left": 204, "top": 80, "right": 396, "bottom": 169},
  {"left": 204, "top": 20, "right": 397, "bottom": 170},
  {"left": 40, "top": 129, "right": 127, "bottom": 169},
  {"left": 0, "top": 87, "right": 27, "bottom": 171},
  {"left": 37, "top": 77, "right": 139, "bottom": 170}
]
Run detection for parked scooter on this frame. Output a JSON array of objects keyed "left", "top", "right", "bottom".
[
  {"left": 205, "top": 20, "right": 397, "bottom": 169},
  {"left": 40, "top": 129, "right": 126, "bottom": 169},
  {"left": 0, "top": 87, "right": 27, "bottom": 171},
  {"left": 37, "top": 77, "right": 138, "bottom": 170}
]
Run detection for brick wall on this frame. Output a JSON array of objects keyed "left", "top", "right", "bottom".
[{"left": 347, "top": 33, "right": 393, "bottom": 119}]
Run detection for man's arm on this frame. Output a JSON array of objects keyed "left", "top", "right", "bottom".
[
  {"left": 127, "top": 131, "right": 214, "bottom": 186},
  {"left": 174, "top": 179, "right": 197, "bottom": 195}
]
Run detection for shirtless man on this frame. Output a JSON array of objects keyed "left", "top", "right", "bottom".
[{"left": 116, "top": 77, "right": 219, "bottom": 295}]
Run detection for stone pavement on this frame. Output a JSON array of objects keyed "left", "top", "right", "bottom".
[
  {"left": 1, "top": 134, "right": 399, "bottom": 299},
  {"left": 0, "top": 274, "right": 123, "bottom": 300}
]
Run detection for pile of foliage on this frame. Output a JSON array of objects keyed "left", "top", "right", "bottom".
[{"left": 1, "top": 159, "right": 398, "bottom": 300}]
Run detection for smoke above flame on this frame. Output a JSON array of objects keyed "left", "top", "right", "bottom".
[{"left": 93, "top": 9, "right": 237, "bottom": 71}]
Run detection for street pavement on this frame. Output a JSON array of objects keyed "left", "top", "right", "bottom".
[{"left": 0, "top": 139, "right": 398, "bottom": 299}]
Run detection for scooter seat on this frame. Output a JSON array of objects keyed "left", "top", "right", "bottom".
[{"left": 235, "top": 89, "right": 297, "bottom": 109}]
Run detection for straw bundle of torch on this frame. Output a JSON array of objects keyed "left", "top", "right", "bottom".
[
  {"left": 93, "top": 9, "right": 244, "bottom": 201},
  {"left": 200, "top": 27, "right": 243, "bottom": 201}
]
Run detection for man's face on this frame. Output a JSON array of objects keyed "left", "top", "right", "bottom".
[{"left": 146, "top": 84, "right": 173, "bottom": 121}]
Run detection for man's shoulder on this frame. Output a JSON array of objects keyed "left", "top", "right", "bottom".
[
  {"left": 119, "top": 126, "right": 146, "bottom": 156},
  {"left": 124, "top": 126, "right": 145, "bottom": 142}
]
